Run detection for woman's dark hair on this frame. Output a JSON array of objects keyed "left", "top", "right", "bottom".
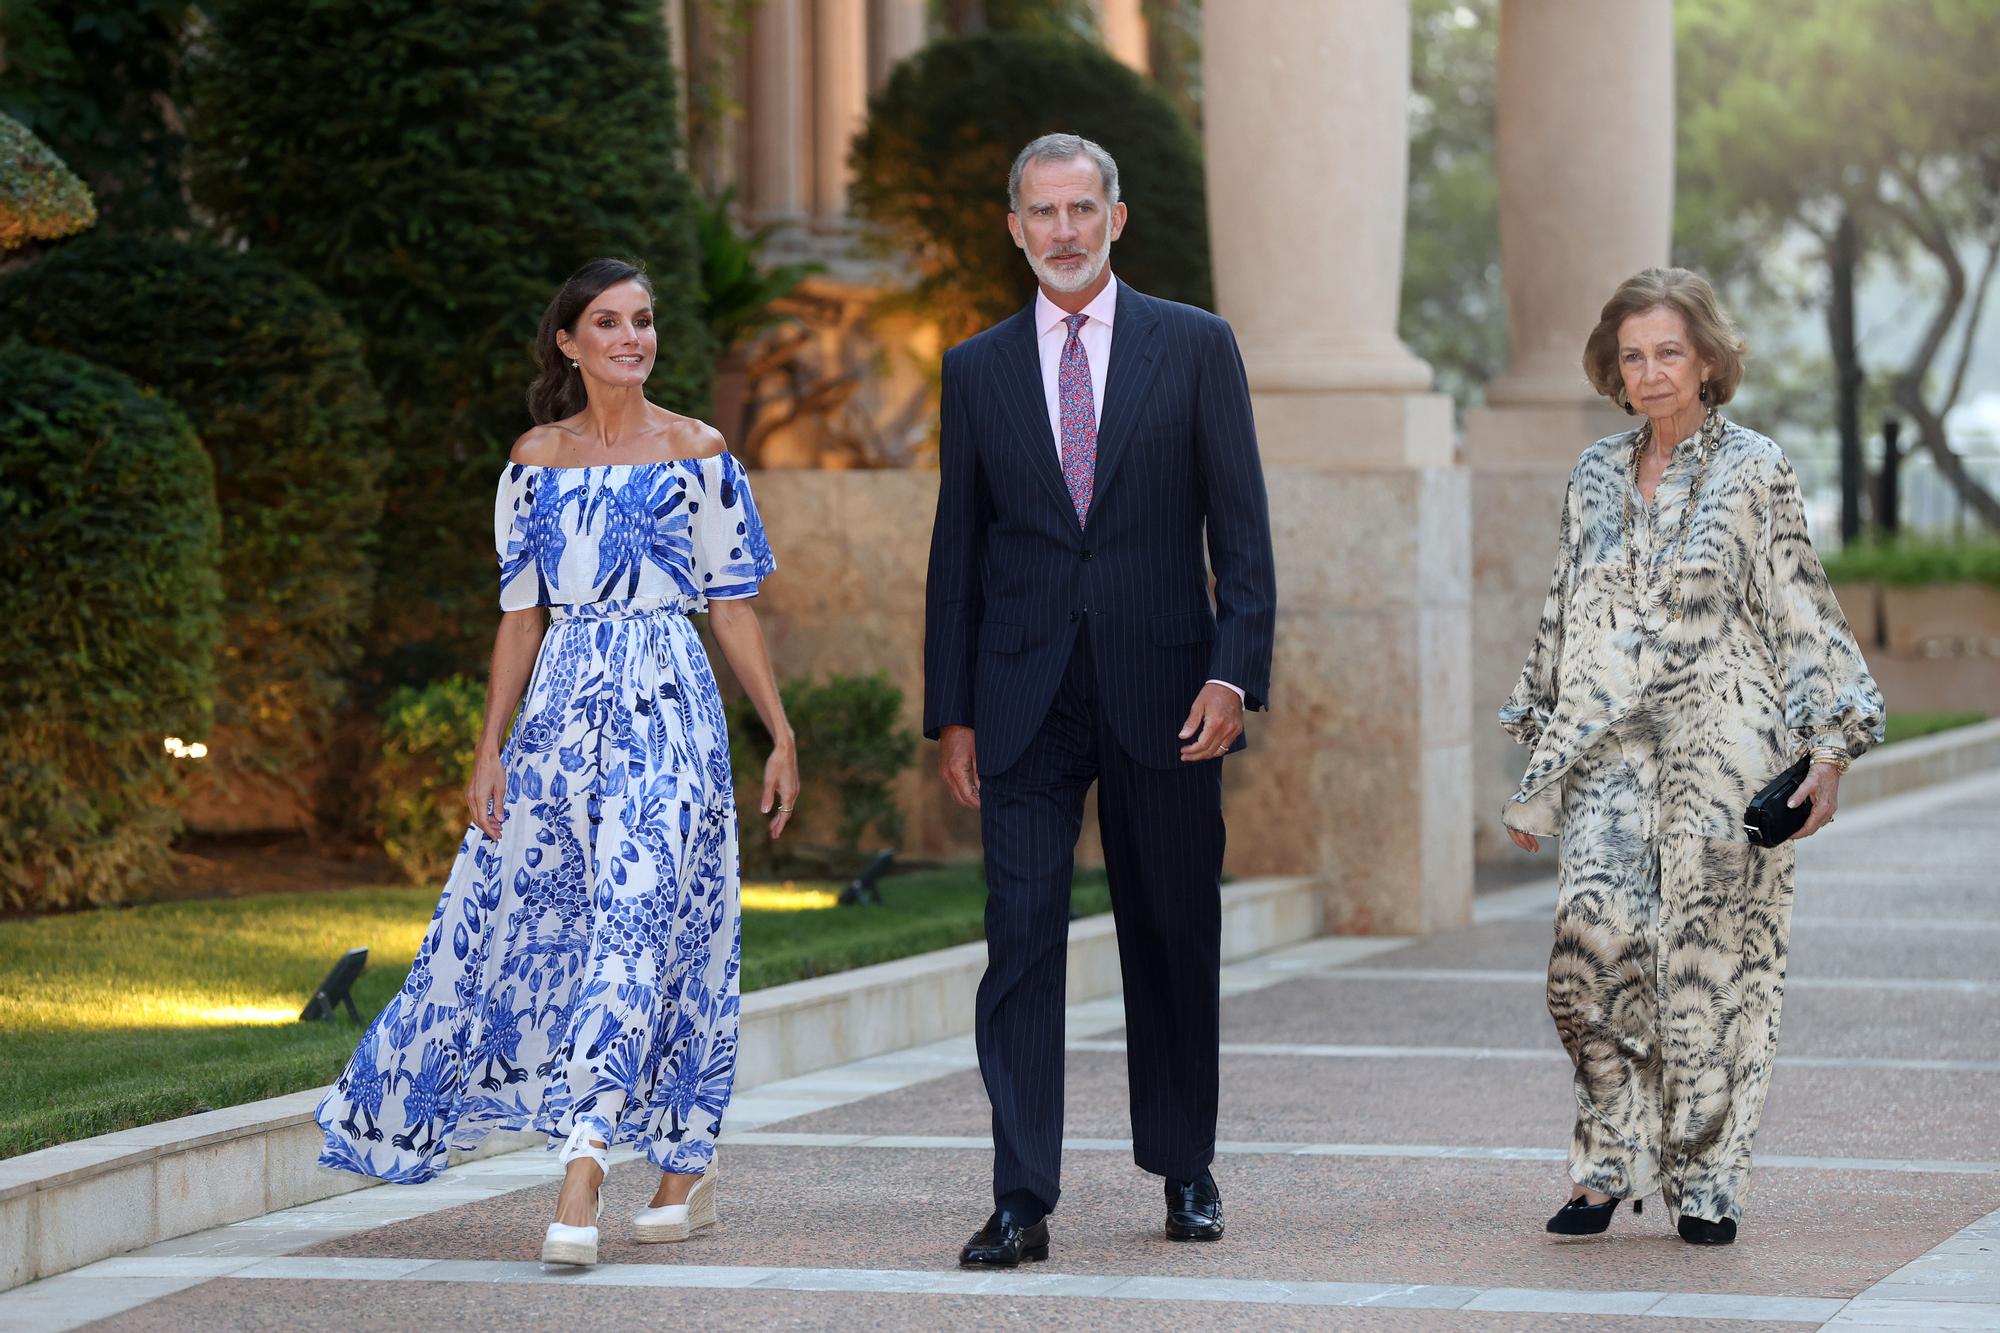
[{"left": 527, "top": 257, "right": 654, "bottom": 424}]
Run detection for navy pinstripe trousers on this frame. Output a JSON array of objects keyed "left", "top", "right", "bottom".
[{"left": 976, "top": 622, "right": 1224, "bottom": 1212}]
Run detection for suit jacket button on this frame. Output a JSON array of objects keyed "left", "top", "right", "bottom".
[
  {"left": 1081, "top": 549, "right": 1093, "bottom": 560},
  {"left": 1069, "top": 611, "right": 1079, "bottom": 622}
]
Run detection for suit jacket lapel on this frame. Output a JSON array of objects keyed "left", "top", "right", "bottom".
[
  {"left": 995, "top": 304, "right": 1076, "bottom": 520},
  {"left": 1088, "top": 283, "right": 1163, "bottom": 519}
]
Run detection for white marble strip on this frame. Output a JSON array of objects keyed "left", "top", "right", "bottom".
[
  {"left": 1826, "top": 1203, "right": 2000, "bottom": 1328},
  {"left": 1064, "top": 1038, "right": 2000, "bottom": 1075},
  {"left": 1289, "top": 966, "right": 2000, "bottom": 994},
  {"left": 23, "top": 1253, "right": 1862, "bottom": 1324},
  {"left": 715, "top": 1130, "right": 2000, "bottom": 1176}
]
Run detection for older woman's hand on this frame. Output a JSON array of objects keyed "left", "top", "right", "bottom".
[{"left": 1786, "top": 762, "right": 1842, "bottom": 840}]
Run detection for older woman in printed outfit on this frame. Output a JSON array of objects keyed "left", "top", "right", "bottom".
[{"left": 1500, "top": 267, "right": 1883, "bottom": 1246}]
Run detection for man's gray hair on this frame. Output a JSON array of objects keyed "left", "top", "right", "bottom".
[{"left": 1007, "top": 133, "right": 1120, "bottom": 212}]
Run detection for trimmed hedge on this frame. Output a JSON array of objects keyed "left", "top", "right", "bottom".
[
  {"left": 0, "top": 235, "right": 388, "bottom": 789},
  {"left": 371, "top": 676, "right": 487, "bottom": 885},
  {"left": 1822, "top": 537, "right": 2000, "bottom": 588},
  {"left": 852, "top": 32, "right": 1212, "bottom": 344},
  {"left": 0, "top": 342, "right": 222, "bottom": 910},
  {"left": 189, "top": 0, "right": 711, "bottom": 680},
  {"left": 729, "top": 673, "right": 917, "bottom": 877},
  {"left": 0, "top": 111, "right": 95, "bottom": 249}
]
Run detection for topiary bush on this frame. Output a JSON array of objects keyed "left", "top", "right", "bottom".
[
  {"left": 729, "top": 673, "right": 917, "bottom": 877},
  {"left": 371, "top": 676, "right": 487, "bottom": 885},
  {"left": 852, "top": 31, "right": 1212, "bottom": 344},
  {"left": 189, "top": 0, "right": 711, "bottom": 681},
  {"left": 0, "top": 111, "right": 96, "bottom": 250},
  {"left": 0, "top": 342, "right": 222, "bottom": 911},
  {"left": 0, "top": 234, "right": 389, "bottom": 797}
]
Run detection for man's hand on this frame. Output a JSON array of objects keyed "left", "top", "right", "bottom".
[
  {"left": 1178, "top": 683, "right": 1244, "bottom": 762},
  {"left": 938, "top": 725, "right": 980, "bottom": 809}
]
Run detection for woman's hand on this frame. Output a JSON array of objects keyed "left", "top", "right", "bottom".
[
  {"left": 465, "top": 747, "right": 506, "bottom": 840},
  {"left": 1786, "top": 761, "right": 1841, "bottom": 840},
  {"left": 1508, "top": 828, "right": 1541, "bottom": 854},
  {"left": 762, "top": 738, "right": 800, "bottom": 840}
]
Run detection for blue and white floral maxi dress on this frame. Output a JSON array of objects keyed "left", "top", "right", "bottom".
[{"left": 317, "top": 452, "right": 776, "bottom": 1183}]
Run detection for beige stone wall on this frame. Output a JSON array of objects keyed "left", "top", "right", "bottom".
[{"left": 742, "top": 465, "right": 1472, "bottom": 935}]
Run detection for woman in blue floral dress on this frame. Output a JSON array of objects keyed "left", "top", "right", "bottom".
[{"left": 317, "top": 258, "right": 797, "bottom": 1266}]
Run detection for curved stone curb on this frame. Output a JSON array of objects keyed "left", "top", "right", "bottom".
[{"left": 1, "top": 875, "right": 1320, "bottom": 1292}]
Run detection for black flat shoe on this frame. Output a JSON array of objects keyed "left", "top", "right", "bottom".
[
  {"left": 1545, "top": 1195, "right": 1641, "bottom": 1235},
  {"left": 1165, "top": 1170, "right": 1225, "bottom": 1241},
  {"left": 959, "top": 1210, "right": 1050, "bottom": 1266},
  {"left": 1678, "top": 1214, "right": 1737, "bottom": 1245}
]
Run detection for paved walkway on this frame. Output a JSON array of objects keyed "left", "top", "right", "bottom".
[{"left": 6, "top": 770, "right": 1997, "bottom": 1331}]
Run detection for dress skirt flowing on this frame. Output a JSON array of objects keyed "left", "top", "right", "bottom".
[{"left": 317, "top": 452, "right": 776, "bottom": 1182}]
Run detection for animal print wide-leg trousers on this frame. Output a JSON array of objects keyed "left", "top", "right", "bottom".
[{"left": 1547, "top": 733, "right": 1797, "bottom": 1223}]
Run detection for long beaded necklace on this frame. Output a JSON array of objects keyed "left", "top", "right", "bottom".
[{"left": 1622, "top": 405, "right": 1722, "bottom": 622}]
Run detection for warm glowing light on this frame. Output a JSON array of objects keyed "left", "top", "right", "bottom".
[
  {"left": 741, "top": 883, "right": 839, "bottom": 912},
  {"left": 162, "top": 736, "right": 211, "bottom": 760},
  {"left": 179, "top": 1004, "right": 300, "bottom": 1025}
]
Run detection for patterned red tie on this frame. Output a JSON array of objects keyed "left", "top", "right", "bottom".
[{"left": 1058, "top": 312, "right": 1096, "bottom": 525}]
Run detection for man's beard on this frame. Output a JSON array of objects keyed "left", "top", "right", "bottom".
[{"left": 1027, "top": 231, "right": 1111, "bottom": 294}]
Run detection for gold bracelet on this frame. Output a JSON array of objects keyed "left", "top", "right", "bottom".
[{"left": 1810, "top": 747, "right": 1851, "bottom": 773}]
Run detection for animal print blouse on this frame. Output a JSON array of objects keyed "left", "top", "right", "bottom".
[{"left": 1500, "top": 417, "right": 1884, "bottom": 841}]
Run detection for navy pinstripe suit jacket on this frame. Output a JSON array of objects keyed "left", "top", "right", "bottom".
[{"left": 922, "top": 281, "right": 1277, "bottom": 776}]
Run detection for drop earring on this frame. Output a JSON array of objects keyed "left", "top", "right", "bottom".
[{"left": 1618, "top": 390, "right": 1636, "bottom": 416}]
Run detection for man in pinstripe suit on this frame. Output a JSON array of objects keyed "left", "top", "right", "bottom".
[{"left": 925, "top": 134, "right": 1276, "bottom": 1266}]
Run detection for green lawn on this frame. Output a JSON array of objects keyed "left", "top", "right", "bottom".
[
  {"left": 0, "top": 865, "right": 1110, "bottom": 1159},
  {"left": 1883, "top": 711, "right": 1985, "bottom": 746}
]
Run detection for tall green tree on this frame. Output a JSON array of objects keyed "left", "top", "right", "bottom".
[
  {"left": 189, "top": 0, "right": 711, "bottom": 682},
  {"left": 1401, "top": 0, "right": 1503, "bottom": 409},
  {"left": 0, "top": 1, "right": 193, "bottom": 233},
  {"left": 1677, "top": 0, "right": 2000, "bottom": 530}
]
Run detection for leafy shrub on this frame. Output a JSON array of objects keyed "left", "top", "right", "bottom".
[
  {"left": 729, "top": 674, "right": 917, "bottom": 875},
  {"left": 189, "top": 0, "right": 711, "bottom": 680},
  {"left": 851, "top": 32, "right": 1212, "bottom": 344},
  {"left": 0, "top": 342, "right": 222, "bottom": 910},
  {"left": 371, "top": 676, "right": 487, "bottom": 885},
  {"left": 1822, "top": 537, "right": 2000, "bottom": 588},
  {"left": 0, "top": 234, "right": 389, "bottom": 792},
  {"left": 0, "top": 112, "right": 95, "bottom": 249},
  {"left": 0, "top": 1, "right": 192, "bottom": 233}
]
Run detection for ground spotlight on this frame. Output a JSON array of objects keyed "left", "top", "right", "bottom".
[
  {"left": 301, "top": 948, "right": 370, "bottom": 1023},
  {"left": 839, "top": 849, "right": 897, "bottom": 906}
]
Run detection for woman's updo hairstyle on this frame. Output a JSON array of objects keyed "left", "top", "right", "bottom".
[
  {"left": 527, "top": 257, "right": 653, "bottom": 424},
  {"left": 1583, "top": 266, "right": 1748, "bottom": 413}
]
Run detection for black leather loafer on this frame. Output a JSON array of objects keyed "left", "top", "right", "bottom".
[
  {"left": 1165, "top": 1171, "right": 1225, "bottom": 1241},
  {"left": 959, "top": 1210, "right": 1050, "bottom": 1266},
  {"left": 1678, "top": 1214, "right": 1737, "bottom": 1245}
]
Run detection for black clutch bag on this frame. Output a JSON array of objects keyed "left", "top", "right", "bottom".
[{"left": 1743, "top": 756, "right": 1812, "bottom": 847}]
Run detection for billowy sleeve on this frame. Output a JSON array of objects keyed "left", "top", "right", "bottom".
[
  {"left": 690, "top": 452, "right": 776, "bottom": 602},
  {"left": 1498, "top": 472, "right": 1578, "bottom": 750},
  {"left": 1759, "top": 453, "right": 1884, "bottom": 756}
]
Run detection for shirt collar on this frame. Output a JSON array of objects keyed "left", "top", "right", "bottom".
[{"left": 1036, "top": 272, "right": 1119, "bottom": 337}]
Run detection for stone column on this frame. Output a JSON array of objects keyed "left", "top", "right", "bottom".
[
  {"left": 1463, "top": 0, "right": 1673, "bottom": 859},
  {"left": 1096, "top": 0, "right": 1149, "bottom": 74},
  {"left": 746, "top": 0, "right": 809, "bottom": 225},
  {"left": 1203, "top": 0, "right": 1450, "bottom": 469},
  {"left": 813, "top": 0, "right": 869, "bottom": 226},
  {"left": 870, "top": 0, "right": 928, "bottom": 91},
  {"left": 1202, "top": 0, "right": 1470, "bottom": 935}
]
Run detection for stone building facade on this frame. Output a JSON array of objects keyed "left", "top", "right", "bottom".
[{"left": 684, "top": 0, "right": 1675, "bottom": 932}]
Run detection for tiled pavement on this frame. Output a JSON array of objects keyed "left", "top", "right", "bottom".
[{"left": 6, "top": 770, "right": 1996, "bottom": 1331}]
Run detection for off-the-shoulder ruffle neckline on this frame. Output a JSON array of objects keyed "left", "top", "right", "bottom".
[{"left": 505, "top": 450, "right": 734, "bottom": 475}]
